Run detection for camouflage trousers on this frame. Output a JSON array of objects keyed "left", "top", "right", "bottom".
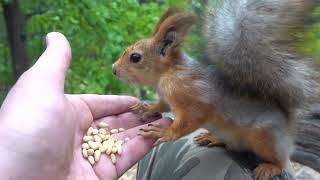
[{"left": 137, "top": 129, "right": 295, "bottom": 180}]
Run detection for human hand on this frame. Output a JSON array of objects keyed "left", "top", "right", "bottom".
[{"left": 0, "top": 32, "right": 172, "bottom": 180}]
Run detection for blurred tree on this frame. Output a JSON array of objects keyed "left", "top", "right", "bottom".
[{"left": 2, "top": 0, "right": 29, "bottom": 81}]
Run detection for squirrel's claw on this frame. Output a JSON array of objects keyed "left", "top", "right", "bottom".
[
  {"left": 139, "top": 123, "right": 173, "bottom": 146},
  {"left": 153, "top": 137, "right": 167, "bottom": 146},
  {"left": 129, "top": 102, "right": 148, "bottom": 114},
  {"left": 130, "top": 102, "right": 162, "bottom": 122},
  {"left": 194, "top": 132, "right": 225, "bottom": 147}
]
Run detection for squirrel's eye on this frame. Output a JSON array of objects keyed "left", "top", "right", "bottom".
[{"left": 130, "top": 53, "right": 142, "bottom": 63}]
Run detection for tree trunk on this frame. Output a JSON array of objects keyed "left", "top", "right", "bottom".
[{"left": 2, "top": 0, "right": 29, "bottom": 81}]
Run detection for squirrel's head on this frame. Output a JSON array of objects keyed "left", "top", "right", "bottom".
[{"left": 112, "top": 8, "right": 196, "bottom": 86}]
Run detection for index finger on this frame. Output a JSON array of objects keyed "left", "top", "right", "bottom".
[{"left": 75, "top": 94, "right": 140, "bottom": 119}]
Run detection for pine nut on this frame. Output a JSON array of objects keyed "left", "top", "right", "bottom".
[
  {"left": 82, "top": 125, "right": 126, "bottom": 165},
  {"left": 99, "top": 122, "right": 109, "bottom": 128},
  {"left": 99, "top": 144, "right": 108, "bottom": 153},
  {"left": 87, "top": 127, "right": 94, "bottom": 136},
  {"left": 110, "top": 154, "right": 116, "bottom": 164},
  {"left": 82, "top": 143, "right": 89, "bottom": 149},
  {"left": 106, "top": 144, "right": 112, "bottom": 155},
  {"left": 87, "top": 149, "right": 94, "bottom": 156},
  {"left": 99, "top": 128, "right": 108, "bottom": 135},
  {"left": 92, "top": 128, "right": 99, "bottom": 135},
  {"left": 108, "top": 139, "right": 115, "bottom": 146},
  {"left": 117, "top": 144, "right": 122, "bottom": 155},
  {"left": 88, "top": 141, "right": 100, "bottom": 150},
  {"left": 99, "top": 134, "right": 107, "bottom": 141},
  {"left": 112, "top": 146, "right": 118, "bottom": 154},
  {"left": 88, "top": 156, "right": 95, "bottom": 165},
  {"left": 94, "top": 135, "right": 102, "bottom": 142},
  {"left": 110, "top": 129, "right": 119, "bottom": 134},
  {"left": 83, "top": 136, "right": 93, "bottom": 142},
  {"left": 82, "top": 149, "right": 88, "bottom": 158},
  {"left": 94, "top": 150, "right": 101, "bottom": 162}
]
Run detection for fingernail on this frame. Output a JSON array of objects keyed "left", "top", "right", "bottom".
[{"left": 46, "top": 32, "right": 61, "bottom": 46}]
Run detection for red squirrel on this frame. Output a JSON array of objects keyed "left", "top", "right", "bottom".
[{"left": 112, "top": 1, "right": 318, "bottom": 179}]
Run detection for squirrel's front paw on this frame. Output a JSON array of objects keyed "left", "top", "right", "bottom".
[
  {"left": 130, "top": 102, "right": 161, "bottom": 122},
  {"left": 194, "top": 132, "right": 225, "bottom": 147},
  {"left": 138, "top": 123, "right": 175, "bottom": 146},
  {"left": 130, "top": 102, "right": 148, "bottom": 114}
]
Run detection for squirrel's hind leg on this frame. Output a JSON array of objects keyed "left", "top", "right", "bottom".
[
  {"left": 248, "top": 129, "right": 290, "bottom": 180},
  {"left": 254, "top": 163, "right": 282, "bottom": 180}
]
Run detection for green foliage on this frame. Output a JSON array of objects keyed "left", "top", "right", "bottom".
[
  {"left": 299, "top": 24, "right": 320, "bottom": 59},
  {"left": 22, "top": 0, "right": 169, "bottom": 97},
  {"left": 299, "top": 6, "right": 320, "bottom": 59}
]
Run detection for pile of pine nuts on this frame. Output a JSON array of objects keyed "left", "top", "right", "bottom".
[{"left": 82, "top": 122, "right": 130, "bottom": 165}]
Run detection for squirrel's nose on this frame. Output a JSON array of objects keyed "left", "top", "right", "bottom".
[{"left": 112, "top": 64, "right": 117, "bottom": 75}]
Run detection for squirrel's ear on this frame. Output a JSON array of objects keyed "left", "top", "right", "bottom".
[
  {"left": 153, "top": 7, "right": 182, "bottom": 36},
  {"left": 153, "top": 12, "right": 196, "bottom": 56}
]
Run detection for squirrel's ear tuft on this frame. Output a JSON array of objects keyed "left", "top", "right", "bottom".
[
  {"left": 153, "top": 7, "right": 183, "bottom": 36},
  {"left": 153, "top": 10, "right": 196, "bottom": 56}
]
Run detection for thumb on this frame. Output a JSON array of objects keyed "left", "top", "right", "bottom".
[{"left": 29, "top": 32, "right": 72, "bottom": 92}]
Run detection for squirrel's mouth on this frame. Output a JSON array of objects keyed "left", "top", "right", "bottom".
[{"left": 117, "top": 75, "right": 140, "bottom": 84}]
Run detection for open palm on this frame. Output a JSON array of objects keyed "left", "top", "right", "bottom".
[
  {"left": 67, "top": 94, "right": 171, "bottom": 180},
  {"left": 0, "top": 32, "right": 171, "bottom": 180}
]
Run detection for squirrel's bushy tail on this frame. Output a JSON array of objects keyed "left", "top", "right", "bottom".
[{"left": 205, "top": 0, "right": 318, "bottom": 112}]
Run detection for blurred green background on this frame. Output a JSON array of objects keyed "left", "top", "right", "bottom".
[{"left": 0, "top": 0, "right": 320, "bottom": 105}]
